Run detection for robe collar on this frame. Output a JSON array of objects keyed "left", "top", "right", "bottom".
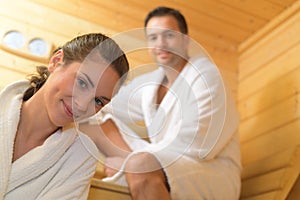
[{"left": 0, "top": 81, "right": 77, "bottom": 195}]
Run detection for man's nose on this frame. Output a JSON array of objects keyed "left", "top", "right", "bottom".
[{"left": 155, "top": 35, "right": 167, "bottom": 49}]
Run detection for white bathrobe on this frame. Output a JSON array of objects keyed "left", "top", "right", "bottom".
[
  {"left": 0, "top": 80, "right": 99, "bottom": 200},
  {"left": 91, "top": 57, "right": 242, "bottom": 199}
]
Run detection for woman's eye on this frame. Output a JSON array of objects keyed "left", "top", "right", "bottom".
[
  {"left": 95, "top": 97, "right": 104, "bottom": 107},
  {"left": 78, "top": 79, "right": 87, "bottom": 88}
]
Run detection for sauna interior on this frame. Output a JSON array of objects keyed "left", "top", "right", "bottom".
[{"left": 0, "top": 0, "right": 299, "bottom": 199}]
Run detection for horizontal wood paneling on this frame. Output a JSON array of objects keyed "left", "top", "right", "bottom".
[
  {"left": 241, "top": 146, "right": 298, "bottom": 179},
  {"left": 239, "top": 94, "right": 299, "bottom": 143},
  {"left": 238, "top": 62, "right": 300, "bottom": 120},
  {"left": 218, "top": 0, "right": 287, "bottom": 20},
  {"left": 0, "top": 1, "right": 105, "bottom": 39},
  {"left": 267, "top": 0, "right": 298, "bottom": 7},
  {"left": 240, "top": 145, "right": 300, "bottom": 199},
  {"left": 238, "top": 10, "right": 300, "bottom": 81},
  {"left": 88, "top": 179, "right": 131, "bottom": 200},
  {"left": 241, "top": 191, "right": 277, "bottom": 200},
  {"left": 241, "top": 168, "right": 287, "bottom": 197},
  {"left": 238, "top": 42, "right": 300, "bottom": 102},
  {"left": 238, "top": 2, "right": 300, "bottom": 199},
  {"left": 0, "top": 66, "right": 26, "bottom": 90},
  {"left": 241, "top": 119, "right": 300, "bottom": 165}
]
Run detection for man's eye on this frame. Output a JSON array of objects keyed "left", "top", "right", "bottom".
[
  {"left": 95, "top": 97, "right": 104, "bottom": 107},
  {"left": 148, "top": 36, "right": 157, "bottom": 41},
  {"left": 166, "top": 33, "right": 174, "bottom": 38}
]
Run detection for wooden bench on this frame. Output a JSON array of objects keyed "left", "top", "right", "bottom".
[
  {"left": 88, "top": 145, "right": 300, "bottom": 200},
  {"left": 88, "top": 179, "right": 131, "bottom": 200},
  {"left": 240, "top": 145, "right": 300, "bottom": 200}
]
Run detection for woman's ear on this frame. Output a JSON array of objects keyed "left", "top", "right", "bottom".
[{"left": 48, "top": 49, "right": 64, "bottom": 72}]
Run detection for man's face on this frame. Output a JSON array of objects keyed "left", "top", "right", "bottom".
[{"left": 145, "top": 15, "right": 189, "bottom": 68}]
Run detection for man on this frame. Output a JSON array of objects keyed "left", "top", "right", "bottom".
[{"left": 83, "top": 6, "right": 241, "bottom": 200}]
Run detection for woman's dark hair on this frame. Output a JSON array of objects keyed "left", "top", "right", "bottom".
[
  {"left": 23, "top": 33, "right": 129, "bottom": 101},
  {"left": 144, "top": 6, "right": 188, "bottom": 34}
]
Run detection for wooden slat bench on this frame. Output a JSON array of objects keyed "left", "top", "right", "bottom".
[
  {"left": 88, "top": 144, "right": 300, "bottom": 200},
  {"left": 88, "top": 179, "right": 131, "bottom": 200},
  {"left": 240, "top": 145, "right": 300, "bottom": 200}
]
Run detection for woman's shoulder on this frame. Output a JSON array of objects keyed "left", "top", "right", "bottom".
[{"left": 0, "top": 80, "right": 29, "bottom": 97}]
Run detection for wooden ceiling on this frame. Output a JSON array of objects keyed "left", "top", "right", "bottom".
[
  {"left": 1, "top": 0, "right": 298, "bottom": 92},
  {"left": 32, "top": 0, "right": 298, "bottom": 51}
]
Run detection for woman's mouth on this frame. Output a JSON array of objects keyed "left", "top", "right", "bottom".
[{"left": 62, "top": 100, "right": 74, "bottom": 118}]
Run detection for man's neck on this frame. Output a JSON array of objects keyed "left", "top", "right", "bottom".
[{"left": 162, "top": 59, "right": 187, "bottom": 87}]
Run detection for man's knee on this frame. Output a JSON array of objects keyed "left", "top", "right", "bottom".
[
  {"left": 123, "top": 152, "right": 170, "bottom": 192},
  {"left": 124, "top": 152, "right": 162, "bottom": 173}
]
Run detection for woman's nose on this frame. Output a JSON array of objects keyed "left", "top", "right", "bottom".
[{"left": 73, "top": 96, "right": 92, "bottom": 115}]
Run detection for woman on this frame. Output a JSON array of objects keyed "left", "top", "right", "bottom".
[{"left": 0, "top": 33, "right": 129, "bottom": 200}]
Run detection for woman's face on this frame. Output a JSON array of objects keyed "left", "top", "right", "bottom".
[{"left": 44, "top": 50, "right": 120, "bottom": 127}]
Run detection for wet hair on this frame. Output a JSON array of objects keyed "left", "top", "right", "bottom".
[
  {"left": 23, "top": 33, "right": 129, "bottom": 101},
  {"left": 144, "top": 6, "right": 188, "bottom": 34}
]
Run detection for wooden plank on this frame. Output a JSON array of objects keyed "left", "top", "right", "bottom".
[
  {"left": 286, "top": 175, "right": 300, "bottom": 200},
  {"left": 172, "top": 0, "right": 266, "bottom": 32},
  {"left": 1, "top": 0, "right": 113, "bottom": 39},
  {"left": 0, "top": 66, "right": 26, "bottom": 89},
  {"left": 238, "top": 0, "right": 300, "bottom": 53},
  {"left": 241, "top": 146, "right": 298, "bottom": 179},
  {"left": 218, "top": 0, "right": 284, "bottom": 20},
  {"left": 0, "top": 15, "right": 66, "bottom": 51},
  {"left": 240, "top": 191, "right": 277, "bottom": 200},
  {"left": 238, "top": 7, "right": 300, "bottom": 80},
  {"left": 238, "top": 64, "right": 300, "bottom": 120},
  {"left": 241, "top": 169, "right": 286, "bottom": 197},
  {"left": 30, "top": 0, "right": 136, "bottom": 33},
  {"left": 239, "top": 94, "right": 300, "bottom": 143},
  {"left": 88, "top": 187, "right": 131, "bottom": 200},
  {"left": 88, "top": 178, "right": 131, "bottom": 200},
  {"left": 276, "top": 146, "right": 300, "bottom": 200},
  {"left": 87, "top": 0, "right": 146, "bottom": 26},
  {"left": 266, "top": 0, "right": 299, "bottom": 7},
  {"left": 241, "top": 119, "right": 300, "bottom": 165},
  {"left": 238, "top": 42, "right": 300, "bottom": 102},
  {"left": 0, "top": 50, "right": 43, "bottom": 75},
  {"left": 241, "top": 145, "right": 300, "bottom": 199},
  {"left": 118, "top": 0, "right": 249, "bottom": 44}
]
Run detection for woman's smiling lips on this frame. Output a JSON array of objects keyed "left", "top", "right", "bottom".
[{"left": 62, "top": 100, "right": 74, "bottom": 118}]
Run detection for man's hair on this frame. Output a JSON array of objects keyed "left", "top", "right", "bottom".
[{"left": 144, "top": 6, "right": 188, "bottom": 34}]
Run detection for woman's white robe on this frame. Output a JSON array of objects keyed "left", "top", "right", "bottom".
[{"left": 0, "top": 80, "right": 99, "bottom": 200}]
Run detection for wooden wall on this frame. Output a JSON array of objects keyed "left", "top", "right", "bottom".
[
  {"left": 0, "top": 0, "right": 238, "bottom": 95},
  {"left": 238, "top": 0, "right": 300, "bottom": 180},
  {"left": 0, "top": 0, "right": 113, "bottom": 89}
]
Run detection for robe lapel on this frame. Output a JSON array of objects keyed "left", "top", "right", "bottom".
[
  {"left": 0, "top": 81, "right": 28, "bottom": 198},
  {"left": 146, "top": 65, "right": 192, "bottom": 143},
  {"left": 7, "top": 128, "right": 76, "bottom": 192},
  {"left": 141, "top": 69, "right": 165, "bottom": 128},
  {"left": 0, "top": 80, "right": 77, "bottom": 194}
]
